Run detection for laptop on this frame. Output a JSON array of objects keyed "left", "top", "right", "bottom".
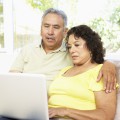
[{"left": 0, "top": 73, "right": 49, "bottom": 120}]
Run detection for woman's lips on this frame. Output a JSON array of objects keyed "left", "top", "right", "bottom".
[{"left": 72, "top": 56, "right": 78, "bottom": 59}]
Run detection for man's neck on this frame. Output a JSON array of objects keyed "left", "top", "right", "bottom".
[{"left": 42, "top": 43, "right": 61, "bottom": 54}]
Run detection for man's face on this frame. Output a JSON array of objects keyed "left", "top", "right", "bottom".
[{"left": 41, "top": 13, "right": 67, "bottom": 51}]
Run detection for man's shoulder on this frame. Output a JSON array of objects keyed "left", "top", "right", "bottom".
[
  {"left": 20, "top": 43, "right": 39, "bottom": 52},
  {"left": 17, "top": 43, "right": 40, "bottom": 56}
]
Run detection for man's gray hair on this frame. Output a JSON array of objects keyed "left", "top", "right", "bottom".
[{"left": 42, "top": 8, "right": 67, "bottom": 27}]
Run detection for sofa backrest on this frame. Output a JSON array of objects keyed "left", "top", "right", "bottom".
[
  {"left": 115, "top": 93, "right": 120, "bottom": 120},
  {"left": 112, "top": 61, "right": 120, "bottom": 120}
]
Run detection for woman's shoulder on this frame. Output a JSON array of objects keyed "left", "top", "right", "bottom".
[
  {"left": 87, "top": 64, "right": 103, "bottom": 81},
  {"left": 90, "top": 64, "right": 103, "bottom": 73},
  {"left": 58, "top": 66, "right": 73, "bottom": 75},
  {"left": 60, "top": 66, "right": 72, "bottom": 73},
  {"left": 88, "top": 64, "right": 104, "bottom": 91}
]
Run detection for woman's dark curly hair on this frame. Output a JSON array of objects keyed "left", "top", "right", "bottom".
[{"left": 65, "top": 25, "right": 105, "bottom": 64}]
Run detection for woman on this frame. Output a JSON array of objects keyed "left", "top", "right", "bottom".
[{"left": 48, "top": 25, "right": 118, "bottom": 120}]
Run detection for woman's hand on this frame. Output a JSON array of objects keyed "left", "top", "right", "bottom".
[{"left": 49, "top": 107, "right": 67, "bottom": 118}]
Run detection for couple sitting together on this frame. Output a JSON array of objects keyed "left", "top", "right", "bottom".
[{"left": 9, "top": 8, "right": 118, "bottom": 120}]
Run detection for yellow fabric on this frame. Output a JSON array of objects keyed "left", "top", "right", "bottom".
[
  {"left": 10, "top": 42, "right": 72, "bottom": 89},
  {"left": 48, "top": 64, "right": 104, "bottom": 110}
]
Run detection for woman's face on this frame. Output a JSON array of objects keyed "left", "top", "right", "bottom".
[{"left": 67, "top": 34, "right": 91, "bottom": 66}]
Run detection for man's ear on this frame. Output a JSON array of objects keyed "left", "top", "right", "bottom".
[
  {"left": 65, "top": 28, "right": 69, "bottom": 33},
  {"left": 64, "top": 28, "right": 69, "bottom": 38},
  {"left": 40, "top": 26, "right": 42, "bottom": 36}
]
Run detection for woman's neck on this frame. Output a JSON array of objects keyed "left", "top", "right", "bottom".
[{"left": 63, "top": 62, "right": 98, "bottom": 77}]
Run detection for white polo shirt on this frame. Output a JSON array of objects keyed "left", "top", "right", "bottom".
[{"left": 10, "top": 41, "right": 73, "bottom": 88}]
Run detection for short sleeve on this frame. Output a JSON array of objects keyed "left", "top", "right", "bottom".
[{"left": 10, "top": 45, "right": 29, "bottom": 72}]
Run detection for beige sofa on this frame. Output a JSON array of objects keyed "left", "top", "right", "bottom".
[{"left": 113, "top": 60, "right": 120, "bottom": 120}]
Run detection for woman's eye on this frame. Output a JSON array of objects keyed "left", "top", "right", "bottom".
[
  {"left": 66, "top": 45, "right": 71, "bottom": 49},
  {"left": 75, "top": 44, "right": 80, "bottom": 47}
]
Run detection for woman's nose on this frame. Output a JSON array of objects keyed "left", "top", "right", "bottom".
[{"left": 69, "top": 45, "right": 76, "bottom": 53}]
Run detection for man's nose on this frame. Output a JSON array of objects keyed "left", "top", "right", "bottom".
[{"left": 48, "top": 27, "right": 54, "bottom": 35}]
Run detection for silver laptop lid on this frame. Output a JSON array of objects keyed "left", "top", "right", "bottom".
[{"left": 0, "top": 73, "right": 49, "bottom": 120}]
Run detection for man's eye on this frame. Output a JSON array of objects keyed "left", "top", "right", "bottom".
[
  {"left": 44, "top": 25, "right": 49, "bottom": 28},
  {"left": 54, "top": 26, "right": 59, "bottom": 29}
]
